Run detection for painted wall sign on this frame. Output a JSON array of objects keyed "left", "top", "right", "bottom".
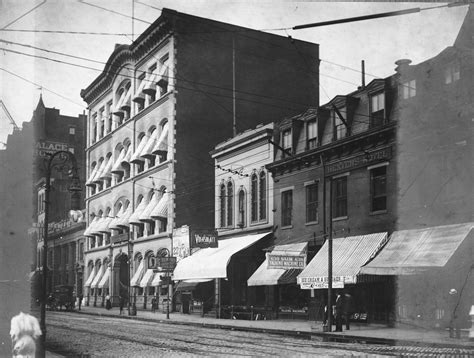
[
  {"left": 325, "top": 146, "right": 392, "bottom": 176},
  {"left": 35, "top": 141, "right": 70, "bottom": 158},
  {"left": 268, "top": 254, "right": 306, "bottom": 269},
  {"left": 190, "top": 229, "right": 218, "bottom": 249}
]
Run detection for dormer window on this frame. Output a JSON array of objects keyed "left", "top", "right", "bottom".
[
  {"left": 370, "top": 92, "right": 385, "bottom": 127},
  {"left": 401, "top": 79, "right": 416, "bottom": 99},
  {"left": 307, "top": 120, "right": 317, "bottom": 149},
  {"left": 282, "top": 129, "right": 292, "bottom": 154},
  {"left": 333, "top": 107, "right": 347, "bottom": 140},
  {"left": 445, "top": 63, "right": 460, "bottom": 84}
]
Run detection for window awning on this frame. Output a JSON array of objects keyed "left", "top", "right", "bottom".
[
  {"left": 86, "top": 163, "right": 100, "bottom": 186},
  {"left": 248, "top": 242, "right": 307, "bottom": 286},
  {"left": 113, "top": 90, "right": 127, "bottom": 114},
  {"left": 108, "top": 205, "right": 124, "bottom": 230},
  {"left": 121, "top": 145, "right": 133, "bottom": 166},
  {"left": 139, "top": 269, "right": 155, "bottom": 288},
  {"left": 92, "top": 159, "right": 107, "bottom": 183},
  {"left": 140, "top": 129, "right": 159, "bottom": 159},
  {"left": 90, "top": 217, "right": 106, "bottom": 235},
  {"left": 98, "top": 156, "right": 113, "bottom": 181},
  {"left": 360, "top": 223, "right": 474, "bottom": 276},
  {"left": 297, "top": 232, "right": 388, "bottom": 289},
  {"left": 173, "top": 232, "right": 271, "bottom": 282},
  {"left": 97, "top": 216, "right": 113, "bottom": 233},
  {"left": 152, "top": 122, "right": 169, "bottom": 155},
  {"left": 151, "top": 192, "right": 170, "bottom": 219},
  {"left": 110, "top": 203, "right": 132, "bottom": 229},
  {"left": 130, "top": 261, "right": 145, "bottom": 287},
  {"left": 98, "top": 268, "right": 110, "bottom": 289},
  {"left": 111, "top": 148, "right": 126, "bottom": 174},
  {"left": 84, "top": 216, "right": 101, "bottom": 237},
  {"left": 130, "top": 136, "right": 148, "bottom": 163},
  {"left": 120, "top": 87, "right": 131, "bottom": 110},
  {"left": 143, "top": 70, "right": 158, "bottom": 94},
  {"left": 91, "top": 267, "right": 104, "bottom": 289},
  {"left": 84, "top": 268, "right": 96, "bottom": 287},
  {"left": 157, "top": 66, "right": 169, "bottom": 87},
  {"left": 151, "top": 272, "right": 162, "bottom": 286},
  {"left": 139, "top": 194, "right": 160, "bottom": 222},
  {"left": 132, "top": 78, "right": 147, "bottom": 103},
  {"left": 129, "top": 198, "right": 148, "bottom": 225}
]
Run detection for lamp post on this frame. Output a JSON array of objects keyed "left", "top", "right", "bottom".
[{"left": 39, "top": 150, "right": 82, "bottom": 358}]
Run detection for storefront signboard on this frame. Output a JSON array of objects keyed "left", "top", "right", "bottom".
[
  {"left": 298, "top": 275, "right": 356, "bottom": 289},
  {"left": 325, "top": 146, "right": 392, "bottom": 176},
  {"left": 268, "top": 254, "right": 306, "bottom": 269},
  {"left": 190, "top": 229, "right": 218, "bottom": 249},
  {"left": 300, "top": 281, "right": 344, "bottom": 289}
]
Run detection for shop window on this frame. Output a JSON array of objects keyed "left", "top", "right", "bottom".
[
  {"left": 370, "top": 92, "right": 385, "bottom": 127},
  {"left": 401, "top": 79, "right": 416, "bottom": 99},
  {"left": 238, "top": 189, "right": 246, "bottom": 228},
  {"left": 333, "top": 107, "right": 347, "bottom": 140},
  {"left": 227, "top": 182, "right": 233, "bottom": 227},
  {"left": 307, "top": 120, "right": 317, "bottom": 149},
  {"left": 332, "top": 176, "right": 347, "bottom": 218},
  {"left": 219, "top": 184, "right": 226, "bottom": 228},
  {"left": 306, "top": 183, "right": 318, "bottom": 223},
  {"left": 250, "top": 174, "right": 258, "bottom": 222},
  {"left": 370, "top": 166, "right": 387, "bottom": 212},
  {"left": 259, "top": 172, "right": 266, "bottom": 221},
  {"left": 445, "top": 63, "right": 460, "bottom": 84},
  {"left": 281, "top": 190, "right": 293, "bottom": 227}
]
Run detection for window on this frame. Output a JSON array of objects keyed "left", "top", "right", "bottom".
[
  {"left": 445, "top": 63, "right": 460, "bottom": 84},
  {"left": 307, "top": 120, "right": 317, "bottom": 149},
  {"left": 332, "top": 176, "right": 347, "bottom": 218},
  {"left": 306, "top": 183, "right": 318, "bottom": 223},
  {"left": 79, "top": 242, "right": 84, "bottom": 260},
  {"left": 219, "top": 184, "right": 226, "bottom": 228},
  {"left": 281, "top": 190, "right": 293, "bottom": 227},
  {"left": 158, "top": 54, "right": 169, "bottom": 96},
  {"left": 106, "top": 101, "right": 113, "bottom": 133},
  {"left": 370, "top": 166, "right": 387, "bottom": 212},
  {"left": 334, "top": 107, "right": 347, "bottom": 140},
  {"left": 250, "top": 174, "right": 258, "bottom": 222},
  {"left": 282, "top": 129, "right": 292, "bottom": 153},
  {"left": 370, "top": 92, "right": 385, "bottom": 127},
  {"left": 259, "top": 172, "right": 266, "bottom": 221},
  {"left": 401, "top": 79, "right": 416, "bottom": 99},
  {"left": 69, "top": 127, "right": 75, "bottom": 135},
  {"left": 92, "top": 113, "right": 97, "bottom": 143},
  {"left": 238, "top": 190, "right": 245, "bottom": 227},
  {"left": 227, "top": 182, "right": 233, "bottom": 227},
  {"left": 99, "top": 108, "right": 105, "bottom": 138}
]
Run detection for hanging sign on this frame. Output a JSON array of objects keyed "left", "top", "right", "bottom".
[
  {"left": 190, "top": 229, "right": 218, "bottom": 249},
  {"left": 267, "top": 254, "right": 306, "bottom": 269}
]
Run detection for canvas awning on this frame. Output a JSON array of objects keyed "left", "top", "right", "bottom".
[
  {"left": 110, "top": 203, "right": 132, "bottom": 229},
  {"left": 139, "top": 194, "right": 160, "bottom": 222},
  {"left": 143, "top": 69, "right": 158, "bottom": 94},
  {"left": 173, "top": 232, "right": 271, "bottom": 282},
  {"left": 360, "top": 223, "right": 474, "bottom": 275},
  {"left": 139, "top": 269, "right": 156, "bottom": 288},
  {"left": 84, "top": 216, "right": 101, "bottom": 236},
  {"left": 152, "top": 122, "right": 169, "bottom": 155},
  {"left": 91, "top": 268, "right": 104, "bottom": 289},
  {"left": 86, "top": 163, "right": 100, "bottom": 186},
  {"left": 97, "top": 156, "right": 114, "bottom": 181},
  {"left": 98, "top": 268, "right": 110, "bottom": 289},
  {"left": 132, "top": 77, "right": 147, "bottom": 102},
  {"left": 130, "top": 261, "right": 145, "bottom": 287},
  {"left": 120, "top": 87, "right": 131, "bottom": 110},
  {"left": 121, "top": 145, "right": 133, "bottom": 166},
  {"left": 150, "top": 192, "right": 170, "bottom": 219},
  {"left": 297, "top": 232, "right": 388, "bottom": 289},
  {"left": 84, "top": 268, "right": 96, "bottom": 287},
  {"left": 111, "top": 148, "right": 126, "bottom": 174},
  {"left": 129, "top": 198, "right": 148, "bottom": 225},
  {"left": 97, "top": 216, "right": 113, "bottom": 233},
  {"left": 139, "top": 129, "right": 159, "bottom": 159},
  {"left": 247, "top": 242, "right": 307, "bottom": 286},
  {"left": 130, "top": 136, "right": 148, "bottom": 163},
  {"left": 175, "top": 281, "right": 202, "bottom": 292},
  {"left": 151, "top": 272, "right": 162, "bottom": 286}
]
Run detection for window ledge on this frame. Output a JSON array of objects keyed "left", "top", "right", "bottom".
[
  {"left": 369, "top": 210, "right": 387, "bottom": 216},
  {"left": 332, "top": 216, "right": 348, "bottom": 222},
  {"left": 305, "top": 221, "right": 319, "bottom": 226},
  {"left": 281, "top": 225, "right": 293, "bottom": 230}
]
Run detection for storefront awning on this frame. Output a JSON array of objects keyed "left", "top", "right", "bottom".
[
  {"left": 360, "top": 223, "right": 474, "bottom": 276},
  {"left": 297, "top": 232, "right": 388, "bottom": 289},
  {"left": 84, "top": 269, "right": 96, "bottom": 287},
  {"left": 91, "top": 268, "right": 104, "bottom": 289},
  {"left": 175, "top": 281, "right": 201, "bottom": 292},
  {"left": 139, "top": 269, "right": 155, "bottom": 288},
  {"left": 98, "top": 268, "right": 110, "bottom": 289},
  {"left": 130, "top": 261, "right": 145, "bottom": 287},
  {"left": 247, "top": 242, "right": 307, "bottom": 286},
  {"left": 173, "top": 232, "right": 271, "bottom": 282}
]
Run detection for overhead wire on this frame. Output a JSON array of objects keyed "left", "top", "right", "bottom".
[{"left": 1, "top": 0, "right": 47, "bottom": 29}]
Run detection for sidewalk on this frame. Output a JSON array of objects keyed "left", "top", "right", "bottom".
[{"left": 76, "top": 305, "right": 474, "bottom": 350}]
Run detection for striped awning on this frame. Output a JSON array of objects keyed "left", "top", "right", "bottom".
[
  {"left": 248, "top": 242, "right": 307, "bottom": 286},
  {"left": 86, "top": 163, "right": 100, "bottom": 186},
  {"left": 98, "top": 156, "right": 114, "bottom": 181},
  {"left": 97, "top": 216, "right": 113, "bottom": 233},
  {"left": 130, "top": 136, "right": 148, "bottom": 163},
  {"left": 108, "top": 205, "right": 124, "bottom": 230},
  {"left": 157, "top": 66, "right": 169, "bottom": 87},
  {"left": 360, "top": 223, "right": 474, "bottom": 275},
  {"left": 110, "top": 203, "right": 132, "bottom": 229},
  {"left": 139, "top": 129, "right": 159, "bottom": 159},
  {"left": 89, "top": 217, "right": 106, "bottom": 235},
  {"left": 111, "top": 148, "right": 126, "bottom": 174},
  {"left": 130, "top": 261, "right": 145, "bottom": 287},
  {"left": 112, "top": 89, "right": 127, "bottom": 114},
  {"left": 132, "top": 77, "right": 147, "bottom": 102},
  {"left": 151, "top": 192, "right": 170, "bottom": 219},
  {"left": 151, "top": 272, "right": 162, "bottom": 286},
  {"left": 121, "top": 145, "right": 133, "bottom": 166},
  {"left": 143, "top": 69, "right": 158, "bottom": 94},
  {"left": 129, "top": 198, "right": 148, "bottom": 225},
  {"left": 139, "top": 269, "right": 156, "bottom": 288},
  {"left": 297, "top": 232, "right": 388, "bottom": 289},
  {"left": 98, "top": 268, "right": 110, "bottom": 289},
  {"left": 92, "top": 159, "right": 107, "bottom": 183},
  {"left": 139, "top": 194, "right": 160, "bottom": 222},
  {"left": 120, "top": 87, "right": 131, "bottom": 110},
  {"left": 84, "top": 216, "right": 101, "bottom": 236},
  {"left": 84, "top": 268, "right": 96, "bottom": 287},
  {"left": 91, "top": 267, "right": 104, "bottom": 289},
  {"left": 152, "top": 122, "right": 169, "bottom": 155}
]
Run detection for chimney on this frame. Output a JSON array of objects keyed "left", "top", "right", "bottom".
[
  {"left": 395, "top": 59, "right": 412, "bottom": 74},
  {"left": 361, "top": 60, "right": 366, "bottom": 89}
]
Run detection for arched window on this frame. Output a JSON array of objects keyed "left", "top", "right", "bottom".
[
  {"left": 227, "top": 182, "right": 233, "bottom": 226},
  {"left": 219, "top": 184, "right": 226, "bottom": 228},
  {"left": 259, "top": 171, "right": 267, "bottom": 221},
  {"left": 251, "top": 174, "right": 258, "bottom": 222},
  {"left": 238, "top": 189, "right": 246, "bottom": 228}
]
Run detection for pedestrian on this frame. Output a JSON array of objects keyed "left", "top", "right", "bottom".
[
  {"left": 78, "top": 293, "right": 83, "bottom": 311},
  {"left": 334, "top": 292, "right": 344, "bottom": 332},
  {"left": 105, "top": 294, "right": 112, "bottom": 310},
  {"left": 119, "top": 295, "right": 125, "bottom": 315},
  {"left": 342, "top": 292, "right": 354, "bottom": 330},
  {"left": 151, "top": 295, "right": 157, "bottom": 313}
]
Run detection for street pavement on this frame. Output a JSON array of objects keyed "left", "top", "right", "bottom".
[{"left": 74, "top": 304, "right": 473, "bottom": 350}]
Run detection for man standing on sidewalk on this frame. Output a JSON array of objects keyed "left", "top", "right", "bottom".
[{"left": 335, "top": 293, "right": 344, "bottom": 332}]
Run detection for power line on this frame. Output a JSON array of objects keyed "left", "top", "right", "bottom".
[
  {"left": 1, "top": 0, "right": 47, "bottom": 29},
  {"left": 78, "top": 0, "right": 152, "bottom": 25},
  {"left": 0, "top": 28, "right": 133, "bottom": 36}
]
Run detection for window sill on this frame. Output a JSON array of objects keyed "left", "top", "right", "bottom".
[
  {"left": 369, "top": 210, "right": 387, "bottom": 216},
  {"left": 332, "top": 216, "right": 348, "bottom": 222},
  {"left": 305, "top": 221, "right": 319, "bottom": 226},
  {"left": 281, "top": 225, "right": 293, "bottom": 230}
]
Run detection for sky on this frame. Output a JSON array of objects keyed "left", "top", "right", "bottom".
[{"left": 0, "top": 0, "right": 468, "bottom": 146}]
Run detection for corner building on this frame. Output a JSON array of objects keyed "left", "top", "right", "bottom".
[{"left": 80, "top": 8, "right": 319, "bottom": 309}]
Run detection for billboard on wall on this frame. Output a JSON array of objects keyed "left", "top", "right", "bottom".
[{"left": 172, "top": 226, "right": 191, "bottom": 262}]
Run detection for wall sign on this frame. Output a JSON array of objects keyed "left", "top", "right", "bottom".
[
  {"left": 267, "top": 254, "right": 306, "bottom": 269},
  {"left": 172, "top": 226, "right": 191, "bottom": 262},
  {"left": 325, "top": 146, "right": 392, "bottom": 176},
  {"left": 190, "top": 229, "right": 218, "bottom": 249},
  {"left": 35, "top": 141, "right": 69, "bottom": 158}
]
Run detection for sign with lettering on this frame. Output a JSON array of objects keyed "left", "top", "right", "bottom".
[
  {"left": 35, "top": 141, "right": 69, "bottom": 158},
  {"left": 172, "top": 226, "right": 191, "bottom": 262},
  {"left": 325, "top": 146, "right": 392, "bottom": 176},
  {"left": 268, "top": 254, "right": 306, "bottom": 269},
  {"left": 150, "top": 256, "right": 177, "bottom": 271},
  {"left": 300, "top": 281, "right": 345, "bottom": 289},
  {"left": 190, "top": 229, "right": 218, "bottom": 249},
  {"left": 298, "top": 275, "right": 356, "bottom": 289}
]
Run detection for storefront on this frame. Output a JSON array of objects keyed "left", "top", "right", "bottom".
[
  {"left": 298, "top": 232, "right": 393, "bottom": 324},
  {"left": 173, "top": 231, "right": 272, "bottom": 318},
  {"left": 360, "top": 223, "right": 474, "bottom": 329}
]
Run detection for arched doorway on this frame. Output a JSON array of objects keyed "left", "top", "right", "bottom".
[{"left": 113, "top": 253, "right": 129, "bottom": 305}]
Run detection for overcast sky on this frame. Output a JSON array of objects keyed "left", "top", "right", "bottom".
[{"left": 0, "top": 1, "right": 468, "bottom": 145}]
